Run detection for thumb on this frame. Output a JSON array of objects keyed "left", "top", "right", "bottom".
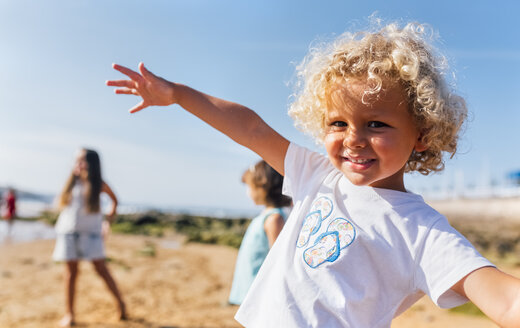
[{"left": 129, "top": 100, "right": 147, "bottom": 114}]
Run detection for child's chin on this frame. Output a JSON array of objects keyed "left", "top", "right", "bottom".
[
  {"left": 345, "top": 176, "right": 370, "bottom": 187},
  {"left": 339, "top": 170, "right": 365, "bottom": 183}
]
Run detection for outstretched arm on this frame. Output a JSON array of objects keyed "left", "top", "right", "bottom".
[
  {"left": 451, "top": 267, "right": 520, "bottom": 327},
  {"left": 106, "top": 63, "right": 289, "bottom": 174}
]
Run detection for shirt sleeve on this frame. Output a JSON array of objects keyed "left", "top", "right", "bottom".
[
  {"left": 282, "top": 143, "right": 332, "bottom": 201},
  {"left": 415, "top": 217, "right": 495, "bottom": 308}
]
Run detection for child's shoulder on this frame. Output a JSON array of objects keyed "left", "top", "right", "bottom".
[
  {"left": 358, "top": 188, "right": 446, "bottom": 228},
  {"left": 393, "top": 192, "right": 445, "bottom": 222}
]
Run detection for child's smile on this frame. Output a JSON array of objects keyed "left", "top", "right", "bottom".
[{"left": 324, "top": 78, "right": 427, "bottom": 192}]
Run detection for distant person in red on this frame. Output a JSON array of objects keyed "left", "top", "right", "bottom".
[{"left": 3, "top": 188, "right": 16, "bottom": 235}]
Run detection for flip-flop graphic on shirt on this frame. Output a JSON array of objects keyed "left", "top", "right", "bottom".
[
  {"left": 296, "top": 196, "right": 334, "bottom": 248},
  {"left": 303, "top": 231, "right": 340, "bottom": 268},
  {"left": 326, "top": 218, "right": 356, "bottom": 249},
  {"left": 296, "top": 211, "right": 322, "bottom": 248},
  {"left": 309, "top": 196, "right": 333, "bottom": 218}
]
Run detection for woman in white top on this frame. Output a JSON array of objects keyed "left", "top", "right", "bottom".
[{"left": 53, "top": 148, "right": 126, "bottom": 327}]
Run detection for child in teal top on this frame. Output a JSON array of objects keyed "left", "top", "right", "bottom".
[{"left": 229, "top": 160, "right": 292, "bottom": 305}]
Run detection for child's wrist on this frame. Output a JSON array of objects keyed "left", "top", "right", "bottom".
[{"left": 170, "top": 82, "right": 182, "bottom": 105}]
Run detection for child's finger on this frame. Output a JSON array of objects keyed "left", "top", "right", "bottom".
[
  {"left": 115, "top": 88, "right": 139, "bottom": 95},
  {"left": 106, "top": 80, "right": 135, "bottom": 88},
  {"left": 112, "top": 63, "right": 143, "bottom": 82},
  {"left": 138, "top": 62, "right": 156, "bottom": 80}
]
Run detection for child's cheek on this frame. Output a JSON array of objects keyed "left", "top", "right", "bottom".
[
  {"left": 371, "top": 136, "right": 391, "bottom": 147},
  {"left": 370, "top": 136, "right": 398, "bottom": 157},
  {"left": 324, "top": 133, "right": 343, "bottom": 151},
  {"left": 371, "top": 136, "right": 414, "bottom": 165},
  {"left": 322, "top": 133, "right": 342, "bottom": 167}
]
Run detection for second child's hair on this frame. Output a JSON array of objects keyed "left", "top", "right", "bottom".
[
  {"left": 242, "top": 161, "right": 292, "bottom": 208},
  {"left": 289, "top": 20, "right": 467, "bottom": 175},
  {"left": 59, "top": 149, "right": 103, "bottom": 213}
]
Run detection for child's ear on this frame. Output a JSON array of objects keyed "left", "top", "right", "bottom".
[{"left": 414, "top": 134, "right": 428, "bottom": 152}]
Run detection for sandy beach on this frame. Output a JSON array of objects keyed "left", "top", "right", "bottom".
[
  {"left": 2, "top": 201, "right": 520, "bottom": 327},
  {"left": 0, "top": 233, "right": 241, "bottom": 328},
  {"left": 1, "top": 236, "right": 516, "bottom": 328}
]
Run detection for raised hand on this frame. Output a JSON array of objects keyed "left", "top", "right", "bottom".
[{"left": 106, "top": 62, "right": 176, "bottom": 113}]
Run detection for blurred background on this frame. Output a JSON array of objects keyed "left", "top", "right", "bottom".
[
  {"left": 1, "top": 0, "right": 519, "bottom": 217},
  {"left": 1, "top": 2, "right": 520, "bottom": 327}
]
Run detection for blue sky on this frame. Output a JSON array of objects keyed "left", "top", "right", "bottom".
[{"left": 1, "top": 0, "right": 519, "bottom": 213}]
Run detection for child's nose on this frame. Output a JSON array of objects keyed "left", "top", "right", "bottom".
[{"left": 343, "top": 128, "right": 366, "bottom": 148}]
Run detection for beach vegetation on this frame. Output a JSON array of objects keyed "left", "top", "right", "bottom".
[{"left": 108, "top": 211, "right": 250, "bottom": 249}]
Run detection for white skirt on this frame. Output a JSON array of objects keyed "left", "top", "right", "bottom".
[{"left": 52, "top": 232, "right": 105, "bottom": 261}]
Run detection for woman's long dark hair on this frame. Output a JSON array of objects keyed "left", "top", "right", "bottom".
[{"left": 59, "top": 149, "right": 102, "bottom": 213}]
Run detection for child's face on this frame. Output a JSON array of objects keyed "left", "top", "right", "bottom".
[
  {"left": 245, "top": 179, "right": 267, "bottom": 206},
  {"left": 73, "top": 152, "right": 89, "bottom": 180},
  {"left": 324, "top": 78, "right": 426, "bottom": 192}
]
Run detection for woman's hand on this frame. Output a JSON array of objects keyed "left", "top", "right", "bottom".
[
  {"left": 102, "top": 220, "right": 111, "bottom": 239},
  {"left": 106, "top": 62, "right": 177, "bottom": 113},
  {"left": 106, "top": 209, "right": 117, "bottom": 220}
]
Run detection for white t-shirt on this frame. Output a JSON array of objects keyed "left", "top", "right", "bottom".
[
  {"left": 235, "top": 143, "right": 493, "bottom": 328},
  {"left": 54, "top": 182, "right": 103, "bottom": 234}
]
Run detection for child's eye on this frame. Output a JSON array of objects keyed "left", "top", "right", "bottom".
[
  {"left": 368, "top": 121, "right": 388, "bottom": 128},
  {"left": 331, "top": 121, "right": 347, "bottom": 127}
]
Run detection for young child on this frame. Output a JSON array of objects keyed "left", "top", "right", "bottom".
[
  {"left": 229, "top": 160, "right": 292, "bottom": 305},
  {"left": 52, "top": 149, "right": 126, "bottom": 327},
  {"left": 107, "top": 21, "right": 520, "bottom": 327}
]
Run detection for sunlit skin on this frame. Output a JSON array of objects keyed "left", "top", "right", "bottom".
[{"left": 324, "top": 78, "right": 427, "bottom": 192}]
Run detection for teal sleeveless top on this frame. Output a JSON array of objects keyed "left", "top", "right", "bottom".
[{"left": 228, "top": 208, "right": 285, "bottom": 305}]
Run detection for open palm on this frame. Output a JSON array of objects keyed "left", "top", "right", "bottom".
[{"left": 106, "top": 62, "right": 176, "bottom": 113}]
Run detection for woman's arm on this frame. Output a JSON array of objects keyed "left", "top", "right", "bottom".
[
  {"left": 264, "top": 213, "right": 285, "bottom": 247},
  {"left": 106, "top": 63, "right": 289, "bottom": 175},
  {"left": 451, "top": 266, "right": 520, "bottom": 327},
  {"left": 101, "top": 182, "right": 118, "bottom": 222}
]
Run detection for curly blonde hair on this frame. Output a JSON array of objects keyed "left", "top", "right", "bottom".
[{"left": 288, "top": 21, "right": 467, "bottom": 175}]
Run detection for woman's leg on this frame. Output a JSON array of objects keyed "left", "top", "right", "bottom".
[
  {"left": 60, "top": 260, "right": 79, "bottom": 327},
  {"left": 92, "top": 259, "right": 126, "bottom": 319}
]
